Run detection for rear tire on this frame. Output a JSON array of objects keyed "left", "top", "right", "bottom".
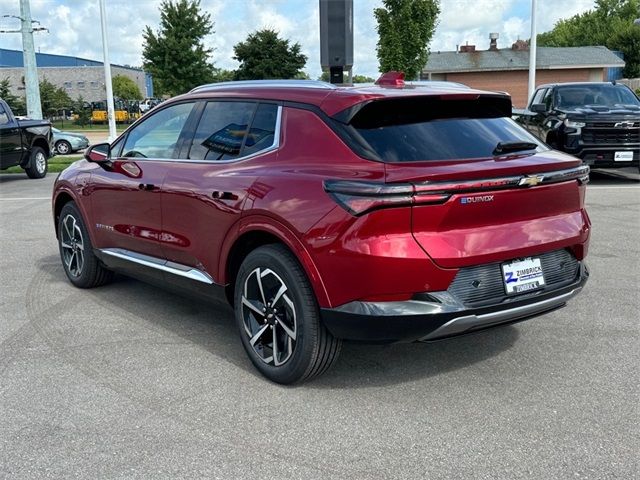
[
  {"left": 234, "top": 244, "right": 341, "bottom": 384},
  {"left": 58, "top": 202, "right": 114, "bottom": 288},
  {"left": 55, "top": 140, "right": 72, "bottom": 155},
  {"left": 24, "top": 146, "right": 48, "bottom": 179}
]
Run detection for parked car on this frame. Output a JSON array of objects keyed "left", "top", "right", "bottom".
[
  {"left": 52, "top": 127, "right": 89, "bottom": 155},
  {"left": 0, "top": 98, "right": 52, "bottom": 178},
  {"left": 52, "top": 75, "right": 591, "bottom": 384},
  {"left": 514, "top": 82, "right": 640, "bottom": 170}
]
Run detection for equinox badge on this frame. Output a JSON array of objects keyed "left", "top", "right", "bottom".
[{"left": 460, "top": 195, "right": 494, "bottom": 204}]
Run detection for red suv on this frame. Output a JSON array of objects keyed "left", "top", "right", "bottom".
[{"left": 52, "top": 76, "right": 590, "bottom": 384}]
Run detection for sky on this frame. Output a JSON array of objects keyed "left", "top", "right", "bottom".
[{"left": 0, "top": 0, "right": 596, "bottom": 79}]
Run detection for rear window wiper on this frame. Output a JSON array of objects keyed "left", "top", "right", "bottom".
[{"left": 493, "top": 141, "right": 538, "bottom": 155}]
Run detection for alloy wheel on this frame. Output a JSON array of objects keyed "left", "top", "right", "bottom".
[
  {"left": 241, "top": 267, "right": 297, "bottom": 366},
  {"left": 35, "top": 151, "right": 47, "bottom": 174},
  {"left": 60, "top": 214, "right": 85, "bottom": 277}
]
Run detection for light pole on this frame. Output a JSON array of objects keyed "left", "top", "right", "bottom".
[
  {"left": 99, "top": 0, "right": 117, "bottom": 142},
  {"left": 527, "top": 0, "right": 537, "bottom": 104},
  {"left": 1, "top": 12, "right": 48, "bottom": 119}
]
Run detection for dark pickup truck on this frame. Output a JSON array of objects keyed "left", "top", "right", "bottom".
[
  {"left": 0, "top": 98, "right": 52, "bottom": 178},
  {"left": 515, "top": 82, "right": 640, "bottom": 170}
]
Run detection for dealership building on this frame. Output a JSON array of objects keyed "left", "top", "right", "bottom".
[{"left": 0, "top": 48, "right": 153, "bottom": 103}]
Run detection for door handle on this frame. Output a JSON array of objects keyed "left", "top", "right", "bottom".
[
  {"left": 138, "top": 183, "right": 156, "bottom": 191},
  {"left": 211, "top": 191, "right": 238, "bottom": 200}
]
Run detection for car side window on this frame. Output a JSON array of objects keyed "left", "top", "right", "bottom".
[
  {"left": 110, "top": 135, "right": 125, "bottom": 158},
  {"left": 530, "top": 88, "right": 546, "bottom": 108},
  {"left": 542, "top": 88, "right": 554, "bottom": 109},
  {"left": 122, "top": 102, "right": 194, "bottom": 159},
  {"left": 188, "top": 101, "right": 257, "bottom": 161},
  {"left": 242, "top": 103, "right": 279, "bottom": 157},
  {"left": 0, "top": 104, "right": 9, "bottom": 125}
]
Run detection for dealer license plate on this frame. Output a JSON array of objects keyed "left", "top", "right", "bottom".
[
  {"left": 501, "top": 257, "right": 545, "bottom": 295},
  {"left": 614, "top": 151, "right": 633, "bottom": 162}
]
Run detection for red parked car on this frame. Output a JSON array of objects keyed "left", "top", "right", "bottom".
[{"left": 52, "top": 75, "right": 590, "bottom": 384}]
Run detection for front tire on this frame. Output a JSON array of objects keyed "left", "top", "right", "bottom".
[
  {"left": 234, "top": 244, "right": 341, "bottom": 384},
  {"left": 58, "top": 202, "right": 114, "bottom": 288},
  {"left": 24, "top": 146, "right": 48, "bottom": 179}
]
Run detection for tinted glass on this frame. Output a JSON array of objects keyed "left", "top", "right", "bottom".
[
  {"left": 555, "top": 85, "right": 640, "bottom": 108},
  {"left": 122, "top": 102, "right": 193, "bottom": 159},
  {"left": 531, "top": 88, "right": 546, "bottom": 106},
  {"left": 110, "top": 135, "right": 125, "bottom": 158},
  {"left": 0, "top": 104, "right": 8, "bottom": 125},
  {"left": 242, "top": 103, "right": 278, "bottom": 156},
  {"left": 188, "top": 101, "right": 256, "bottom": 161},
  {"left": 349, "top": 117, "right": 545, "bottom": 162},
  {"left": 542, "top": 88, "right": 554, "bottom": 109}
]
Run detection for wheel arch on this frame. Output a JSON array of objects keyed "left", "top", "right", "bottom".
[
  {"left": 53, "top": 188, "right": 94, "bottom": 246},
  {"left": 32, "top": 137, "right": 51, "bottom": 158},
  {"left": 221, "top": 219, "right": 330, "bottom": 308},
  {"left": 53, "top": 191, "right": 75, "bottom": 238}
]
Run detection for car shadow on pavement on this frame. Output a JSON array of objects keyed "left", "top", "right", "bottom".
[
  {"left": 36, "top": 258, "right": 520, "bottom": 388},
  {"left": 588, "top": 169, "right": 639, "bottom": 183},
  {"left": 0, "top": 173, "right": 37, "bottom": 184},
  {"left": 312, "top": 326, "right": 519, "bottom": 389}
]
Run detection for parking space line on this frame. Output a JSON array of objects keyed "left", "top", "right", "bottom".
[{"left": 0, "top": 197, "right": 51, "bottom": 201}]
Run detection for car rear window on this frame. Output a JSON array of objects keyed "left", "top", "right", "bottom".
[{"left": 342, "top": 96, "right": 546, "bottom": 162}]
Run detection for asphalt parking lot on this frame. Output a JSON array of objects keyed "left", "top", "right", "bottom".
[{"left": 0, "top": 171, "right": 638, "bottom": 479}]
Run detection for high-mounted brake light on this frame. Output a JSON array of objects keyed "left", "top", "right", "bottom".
[{"left": 375, "top": 71, "right": 405, "bottom": 87}]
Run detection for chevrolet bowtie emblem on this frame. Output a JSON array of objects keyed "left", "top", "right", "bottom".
[
  {"left": 519, "top": 175, "right": 545, "bottom": 187},
  {"left": 614, "top": 121, "right": 635, "bottom": 128}
]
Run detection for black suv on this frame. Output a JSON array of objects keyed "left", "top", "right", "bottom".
[{"left": 515, "top": 82, "right": 640, "bottom": 170}]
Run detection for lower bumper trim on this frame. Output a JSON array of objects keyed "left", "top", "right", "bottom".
[
  {"left": 321, "top": 265, "right": 588, "bottom": 343},
  {"left": 418, "top": 286, "right": 582, "bottom": 341}
]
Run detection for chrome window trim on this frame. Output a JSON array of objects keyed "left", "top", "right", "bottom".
[
  {"left": 100, "top": 248, "right": 216, "bottom": 285},
  {"left": 115, "top": 105, "right": 282, "bottom": 165}
]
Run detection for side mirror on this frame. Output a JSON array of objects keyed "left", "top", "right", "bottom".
[
  {"left": 530, "top": 103, "right": 547, "bottom": 114},
  {"left": 84, "top": 142, "right": 111, "bottom": 163}
]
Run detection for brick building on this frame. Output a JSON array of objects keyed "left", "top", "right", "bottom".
[
  {"left": 0, "top": 48, "right": 152, "bottom": 103},
  {"left": 421, "top": 38, "right": 625, "bottom": 108}
]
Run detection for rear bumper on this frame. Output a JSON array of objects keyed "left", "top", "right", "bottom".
[{"left": 321, "top": 262, "right": 588, "bottom": 343}]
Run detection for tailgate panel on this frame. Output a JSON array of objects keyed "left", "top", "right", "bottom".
[{"left": 411, "top": 182, "right": 589, "bottom": 268}]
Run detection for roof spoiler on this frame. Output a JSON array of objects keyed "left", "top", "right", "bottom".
[{"left": 332, "top": 92, "right": 513, "bottom": 125}]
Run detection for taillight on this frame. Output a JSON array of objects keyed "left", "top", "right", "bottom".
[{"left": 323, "top": 180, "right": 449, "bottom": 216}]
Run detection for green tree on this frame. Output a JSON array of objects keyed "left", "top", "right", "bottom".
[
  {"left": 112, "top": 74, "right": 142, "bottom": 100},
  {"left": 538, "top": 0, "right": 640, "bottom": 77},
  {"left": 353, "top": 75, "right": 376, "bottom": 83},
  {"left": 39, "top": 78, "right": 72, "bottom": 118},
  {"left": 73, "top": 95, "right": 91, "bottom": 127},
  {"left": 142, "top": 0, "right": 215, "bottom": 96},
  {"left": 0, "top": 78, "right": 26, "bottom": 115},
  {"left": 374, "top": 0, "right": 440, "bottom": 80},
  {"left": 211, "top": 68, "right": 235, "bottom": 83},
  {"left": 233, "top": 29, "right": 307, "bottom": 80},
  {"left": 318, "top": 71, "right": 375, "bottom": 83}
]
